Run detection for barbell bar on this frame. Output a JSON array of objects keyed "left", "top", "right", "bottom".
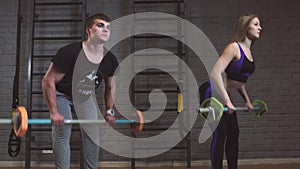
[
  {"left": 1, "top": 106, "right": 144, "bottom": 138},
  {"left": 0, "top": 119, "right": 136, "bottom": 124}
]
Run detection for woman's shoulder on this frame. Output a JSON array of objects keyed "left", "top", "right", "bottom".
[
  {"left": 225, "top": 42, "right": 239, "bottom": 50},
  {"left": 222, "top": 42, "right": 240, "bottom": 56}
]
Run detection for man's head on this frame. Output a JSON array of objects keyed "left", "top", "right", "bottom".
[{"left": 86, "top": 13, "right": 111, "bottom": 43}]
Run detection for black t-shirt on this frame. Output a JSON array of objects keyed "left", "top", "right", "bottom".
[{"left": 52, "top": 41, "right": 118, "bottom": 99}]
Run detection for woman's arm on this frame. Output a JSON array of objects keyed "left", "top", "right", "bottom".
[
  {"left": 237, "top": 84, "right": 254, "bottom": 109},
  {"left": 210, "top": 43, "right": 239, "bottom": 112}
]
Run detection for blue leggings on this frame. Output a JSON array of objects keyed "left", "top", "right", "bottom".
[
  {"left": 53, "top": 92, "right": 99, "bottom": 169},
  {"left": 210, "top": 111, "right": 239, "bottom": 169}
]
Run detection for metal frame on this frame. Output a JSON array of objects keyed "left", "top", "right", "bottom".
[
  {"left": 25, "top": 0, "right": 86, "bottom": 168},
  {"left": 131, "top": 0, "right": 191, "bottom": 168}
]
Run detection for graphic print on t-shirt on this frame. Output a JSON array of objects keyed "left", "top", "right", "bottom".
[{"left": 76, "top": 69, "right": 98, "bottom": 102}]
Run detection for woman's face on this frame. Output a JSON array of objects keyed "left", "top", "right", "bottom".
[{"left": 247, "top": 17, "right": 262, "bottom": 40}]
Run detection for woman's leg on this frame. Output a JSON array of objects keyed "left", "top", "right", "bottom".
[
  {"left": 211, "top": 114, "right": 228, "bottom": 169},
  {"left": 225, "top": 112, "right": 239, "bottom": 169}
]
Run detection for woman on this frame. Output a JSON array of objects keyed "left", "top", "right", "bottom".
[{"left": 209, "top": 13, "right": 262, "bottom": 169}]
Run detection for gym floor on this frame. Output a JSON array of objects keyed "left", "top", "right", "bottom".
[{"left": 3, "top": 163, "right": 300, "bottom": 169}]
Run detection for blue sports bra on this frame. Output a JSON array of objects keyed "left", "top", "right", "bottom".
[{"left": 225, "top": 43, "right": 255, "bottom": 83}]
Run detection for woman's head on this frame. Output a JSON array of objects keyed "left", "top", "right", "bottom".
[{"left": 231, "top": 13, "right": 262, "bottom": 43}]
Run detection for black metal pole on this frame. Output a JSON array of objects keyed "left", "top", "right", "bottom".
[
  {"left": 8, "top": 0, "right": 23, "bottom": 158},
  {"left": 26, "top": 0, "right": 36, "bottom": 168}
]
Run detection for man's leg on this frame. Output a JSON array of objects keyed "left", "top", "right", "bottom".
[
  {"left": 81, "top": 130, "right": 99, "bottom": 169},
  {"left": 77, "top": 95, "right": 100, "bottom": 169},
  {"left": 52, "top": 92, "right": 73, "bottom": 169}
]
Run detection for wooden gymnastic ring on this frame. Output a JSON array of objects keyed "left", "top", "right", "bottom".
[
  {"left": 14, "top": 106, "right": 28, "bottom": 138},
  {"left": 130, "top": 110, "right": 144, "bottom": 132}
]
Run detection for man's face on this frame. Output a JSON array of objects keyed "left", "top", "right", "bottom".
[{"left": 87, "top": 19, "right": 110, "bottom": 43}]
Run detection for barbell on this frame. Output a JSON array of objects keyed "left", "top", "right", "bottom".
[
  {"left": 1, "top": 106, "right": 144, "bottom": 138},
  {"left": 199, "top": 97, "right": 268, "bottom": 123}
]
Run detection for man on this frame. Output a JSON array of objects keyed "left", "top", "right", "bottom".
[{"left": 42, "top": 13, "right": 118, "bottom": 169}]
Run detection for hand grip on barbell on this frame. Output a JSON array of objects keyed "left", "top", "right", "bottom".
[
  {"left": 199, "top": 106, "right": 260, "bottom": 113},
  {"left": 199, "top": 97, "right": 268, "bottom": 123}
]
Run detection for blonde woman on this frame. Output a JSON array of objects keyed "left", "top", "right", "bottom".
[{"left": 209, "top": 13, "right": 262, "bottom": 169}]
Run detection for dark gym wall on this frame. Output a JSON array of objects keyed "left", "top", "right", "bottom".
[{"left": 0, "top": 0, "right": 299, "bottom": 165}]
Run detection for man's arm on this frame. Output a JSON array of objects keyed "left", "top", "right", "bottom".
[
  {"left": 104, "top": 76, "right": 115, "bottom": 109},
  {"left": 104, "top": 76, "right": 116, "bottom": 124},
  {"left": 42, "top": 63, "right": 65, "bottom": 125}
]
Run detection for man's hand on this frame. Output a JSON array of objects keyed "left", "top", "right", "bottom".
[
  {"left": 51, "top": 113, "right": 64, "bottom": 126},
  {"left": 105, "top": 114, "right": 115, "bottom": 125}
]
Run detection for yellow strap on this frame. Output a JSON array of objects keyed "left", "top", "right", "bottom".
[
  {"left": 12, "top": 108, "right": 18, "bottom": 119},
  {"left": 177, "top": 93, "right": 183, "bottom": 113}
]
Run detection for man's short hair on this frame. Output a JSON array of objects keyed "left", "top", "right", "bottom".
[{"left": 86, "top": 13, "right": 111, "bottom": 29}]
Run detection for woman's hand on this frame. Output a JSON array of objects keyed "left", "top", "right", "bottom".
[
  {"left": 225, "top": 98, "right": 235, "bottom": 114},
  {"left": 244, "top": 101, "right": 254, "bottom": 112}
]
